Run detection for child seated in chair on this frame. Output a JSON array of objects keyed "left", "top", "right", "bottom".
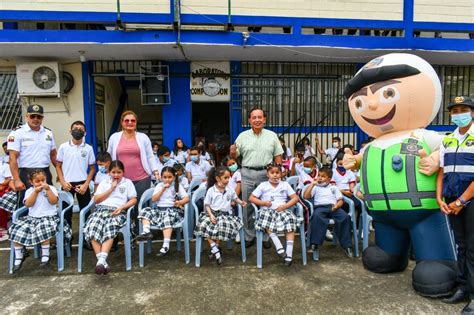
[
  {"left": 195, "top": 166, "right": 247, "bottom": 265},
  {"left": 9, "top": 169, "right": 72, "bottom": 272},
  {"left": 249, "top": 163, "right": 299, "bottom": 266},
  {"left": 303, "top": 167, "right": 353, "bottom": 259},
  {"left": 84, "top": 160, "right": 137, "bottom": 275},
  {"left": 135, "top": 166, "right": 189, "bottom": 257}
]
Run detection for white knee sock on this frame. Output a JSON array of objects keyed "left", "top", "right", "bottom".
[
  {"left": 41, "top": 245, "right": 50, "bottom": 263},
  {"left": 286, "top": 240, "right": 294, "bottom": 259},
  {"left": 210, "top": 242, "right": 221, "bottom": 259},
  {"left": 143, "top": 224, "right": 151, "bottom": 234},
  {"left": 96, "top": 252, "right": 108, "bottom": 265},
  {"left": 270, "top": 233, "right": 283, "bottom": 251},
  {"left": 163, "top": 238, "right": 170, "bottom": 249},
  {"left": 14, "top": 246, "right": 23, "bottom": 265}
]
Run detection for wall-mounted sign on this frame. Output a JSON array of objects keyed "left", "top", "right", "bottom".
[{"left": 190, "top": 62, "right": 230, "bottom": 102}]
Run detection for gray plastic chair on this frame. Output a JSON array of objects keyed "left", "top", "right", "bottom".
[
  {"left": 192, "top": 186, "right": 246, "bottom": 267},
  {"left": 302, "top": 184, "right": 359, "bottom": 261},
  {"left": 9, "top": 191, "right": 74, "bottom": 274},
  {"left": 137, "top": 187, "right": 190, "bottom": 267},
  {"left": 252, "top": 203, "right": 307, "bottom": 268},
  {"left": 353, "top": 183, "right": 373, "bottom": 250},
  {"left": 286, "top": 176, "right": 299, "bottom": 191},
  {"left": 77, "top": 201, "right": 134, "bottom": 272}
]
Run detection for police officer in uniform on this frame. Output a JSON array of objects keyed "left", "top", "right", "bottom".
[
  {"left": 437, "top": 96, "right": 474, "bottom": 313},
  {"left": 7, "top": 104, "right": 57, "bottom": 205}
]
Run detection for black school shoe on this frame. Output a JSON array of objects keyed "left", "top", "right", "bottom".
[
  {"left": 442, "top": 288, "right": 469, "bottom": 304},
  {"left": 344, "top": 247, "right": 353, "bottom": 259},
  {"left": 95, "top": 263, "right": 106, "bottom": 275},
  {"left": 135, "top": 232, "right": 153, "bottom": 242},
  {"left": 276, "top": 248, "right": 287, "bottom": 258},
  {"left": 13, "top": 257, "right": 26, "bottom": 272},
  {"left": 263, "top": 239, "right": 272, "bottom": 249},
  {"left": 39, "top": 256, "right": 50, "bottom": 267},
  {"left": 284, "top": 256, "right": 292, "bottom": 266},
  {"left": 245, "top": 238, "right": 256, "bottom": 248},
  {"left": 156, "top": 247, "right": 170, "bottom": 257}
]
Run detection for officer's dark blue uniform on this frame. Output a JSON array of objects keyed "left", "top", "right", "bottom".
[{"left": 438, "top": 96, "right": 474, "bottom": 313}]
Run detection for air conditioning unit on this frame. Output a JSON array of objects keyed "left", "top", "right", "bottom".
[{"left": 16, "top": 62, "right": 62, "bottom": 97}]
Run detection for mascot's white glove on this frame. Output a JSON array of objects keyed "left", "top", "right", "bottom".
[
  {"left": 418, "top": 149, "right": 440, "bottom": 176},
  {"left": 343, "top": 153, "right": 358, "bottom": 171}
]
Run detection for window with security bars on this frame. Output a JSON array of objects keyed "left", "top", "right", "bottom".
[{"left": 0, "top": 72, "right": 23, "bottom": 131}]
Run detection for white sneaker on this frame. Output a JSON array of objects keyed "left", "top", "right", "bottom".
[{"left": 325, "top": 230, "right": 333, "bottom": 241}]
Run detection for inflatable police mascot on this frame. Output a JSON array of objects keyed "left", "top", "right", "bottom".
[{"left": 343, "top": 53, "right": 457, "bottom": 297}]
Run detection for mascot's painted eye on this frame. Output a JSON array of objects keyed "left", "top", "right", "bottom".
[
  {"left": 353, "top": 98, "right": 366, "bottom": 113},
  {"left": 379, "top": 86, "right": 400, "bottom": 104}
]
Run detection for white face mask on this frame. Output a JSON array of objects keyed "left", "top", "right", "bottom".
[{"left": 332, "top": 142, "right": 339, "bottom": 148}]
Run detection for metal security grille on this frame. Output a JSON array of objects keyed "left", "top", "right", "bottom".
[
  {"left": 232, "top": 62, "right": 359, "bottom": 151},
  {"left": 433, "top": 65, "right": 474, "bottom": 125},
  {"left": 0, "top": 72, "right": 22, "bottom": 131}
]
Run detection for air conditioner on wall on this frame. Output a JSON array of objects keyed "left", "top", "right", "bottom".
[{"left": 16, "top": 62, "right": 62, "bottom": 97}]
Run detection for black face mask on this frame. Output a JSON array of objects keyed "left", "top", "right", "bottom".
[{"left": 71, "top": 129, "right": 85, "bottom": 140}]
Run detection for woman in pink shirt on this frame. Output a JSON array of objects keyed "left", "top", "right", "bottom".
[{"left": 107, "top": 111, "right": 159, "bottom": 234}]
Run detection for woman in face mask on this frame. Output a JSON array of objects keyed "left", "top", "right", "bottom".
[{"left": 436, "top": 96, "right": 474, "bottom": 311}]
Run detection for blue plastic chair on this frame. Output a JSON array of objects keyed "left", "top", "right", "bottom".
[
  {"left": 77, "top": 201, "right": 134, "bottom": 272},
  {"left": 286, "top": 176, "right": 299, "bottom": 191},
  {"left": 192, "top": 186, "right": 246, "bottom": 267},
  {"left": 9, "top": 191, "right": 74, "bottom": 274},
  {"left": 137, "top": 187, "right": 190, "bottom": 267},
  {"left": 302, "top": 184, "right": 359, "bottom": 261},
  {"left": 353, "top": 183, "right": 373, "bottom": 250},
  {"left": 187, "top": 178, "right": 204, "bottom": 237},
  {"left": 252, "top": 203, "right": 307, "bottom": 268}
]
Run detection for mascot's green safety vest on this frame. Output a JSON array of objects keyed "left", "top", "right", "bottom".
[{"left": 360, "top": 137, "right": 438, "bottom": 211}]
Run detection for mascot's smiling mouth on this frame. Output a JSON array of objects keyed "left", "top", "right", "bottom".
[{"left": 361, "top": 105, "right": 396, "bottom": 125}]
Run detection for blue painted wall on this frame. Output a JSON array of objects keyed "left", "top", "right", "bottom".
[{"left": 162, "top": 61, "right": 192, "bottom": 149}]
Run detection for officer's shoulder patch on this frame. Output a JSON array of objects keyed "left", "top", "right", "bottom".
[{"left": 13, "top": 125, "right": 22, "bottom": 131}]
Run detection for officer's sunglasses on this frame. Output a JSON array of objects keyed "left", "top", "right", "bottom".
[
  {"left": 124, "top": 119, "right": 136, "bottom": 123},
  {"left": 29, "top": 114, "right": 44, "bottom": 120}
]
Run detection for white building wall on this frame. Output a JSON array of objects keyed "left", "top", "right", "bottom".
[
  {"left": 414, "top": 0, "right": 474, "bottom": 23},
  {"left": 181, "top": 0, "right": 404, "bottom": 21},
  {"left": 0, "top": 0, "right": 170, "bottom": 13}
]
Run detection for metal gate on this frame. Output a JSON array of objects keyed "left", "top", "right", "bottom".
[{"left": 231, "top": 62, "right": 362, "bottom": 157}]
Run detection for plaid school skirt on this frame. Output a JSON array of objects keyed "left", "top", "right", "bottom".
[
  {"left": 84, "top": 205, "right": 126, "bottom": 244},
  {"left": 8, "top": 214, "right": 72, "bottom": 246},
  {"left": 195, "top": 211, "right": 243, "bottom": 241},
  {"left": 0, "top": 190, "right": 18, "bottom": 213},
  {"left": 255, "top": 208, "right": 302, "bottom": 233},
  {"left": 138, "top": 206, "right": 183, "bottom": 230}
]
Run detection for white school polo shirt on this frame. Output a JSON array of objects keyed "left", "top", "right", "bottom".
[
  {"left": 57, "top": 141, "right": 96, "bottom": 182},
  {"left": 179, "top": 176, "right": 190, "bottom": 191},
  {"left": 171, "top": 150, "right": 188, "bottom": 164},
  {"left": 252, "top": 181, "right": 295, "bottom": 210},
  {"left": 95, "top": 172, "right": 109, "bottom": 186},
  {"left": 7, "top": 124, "right": 56, "bottom": 168},
  {"left": 185, "top": 159, "right": 212, "bottom": 180},
  {"left": 294, "top": 162, "right": 318, "bottom": 190},
  {"left": 310, "top": 184, "right": 342, "bottom": 206},
  {"left": 95, "top": 177, "right": 137, "bottom": 208},
  {"left": 0, "top": 163, "right": 12, "bottom": 182},
  {"left": 204, "top": 185, "right": 238, "bottom": 214},
  {"left": 153, "top": 182, "right": 188, "bottom": 208},
  {"left": 331, "top": 169, "right": 356, "bottom": 191},
  {"left": 156, "top": 158, "right": 176, "bottom": 175},
  {"left": 24, "top": 185, "right": 58, "bottom": 217},
  {"left": 228, "top": 170, "right": 241, "bottom": 194}
]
